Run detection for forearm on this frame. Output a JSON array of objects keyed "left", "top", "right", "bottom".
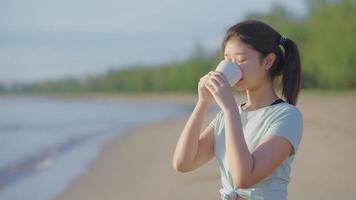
[
  {"left": 224, "top": 107, "right": 254, "bottom": 187},
  {"left": 172, "top": 101, "right": 209, "bottom": 171}
]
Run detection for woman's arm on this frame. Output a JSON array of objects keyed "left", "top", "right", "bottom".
[
  {"left": 172, "top": 101, "right": 210, "bottom": 172},
  {"left": 224, "top": 107, "right": 254, "bottom": 187},
  {"left": 224, "top": 107, "right": 292, "bottom": 188}
]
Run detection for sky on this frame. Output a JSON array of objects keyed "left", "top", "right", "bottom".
[{"left": 0, "top": 0, "right": 307, "bottom": 84}]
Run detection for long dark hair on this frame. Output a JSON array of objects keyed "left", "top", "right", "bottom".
[{"left": 221, "top": 19, "right": 301, "bottom": 105}]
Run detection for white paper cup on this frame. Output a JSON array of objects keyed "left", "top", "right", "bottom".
[{"left": 215, "top": 60, "right": 242, "bottom": 87}]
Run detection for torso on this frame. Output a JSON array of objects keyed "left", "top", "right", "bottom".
[{"left": 214, "top": 98, "right": 295, "bottom": 200}]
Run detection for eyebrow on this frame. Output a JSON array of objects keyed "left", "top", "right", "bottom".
[{"left": 224, "top": 52, "right": 248, "bottom": 56}]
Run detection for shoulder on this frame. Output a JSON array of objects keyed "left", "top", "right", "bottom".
[
  {"left": 270, "top": 103, "right": 303, "bottom": 120},
  {"left": 266, "top": 103, "right": 303, "bottom": 131},
  {"left": 266, "top": 103, "right": 304, "bottom": 135}
]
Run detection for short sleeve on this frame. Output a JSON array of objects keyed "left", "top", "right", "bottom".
[
  {"left": 209, "top": 110, "right": 223, "bottom": 128},
  {"left": 266, "top": 107, "right": 303, "bottom": 156}
]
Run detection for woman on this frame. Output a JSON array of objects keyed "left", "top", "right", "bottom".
[{"left": 172, "top": 19, "right": 303, "bottom": 200}]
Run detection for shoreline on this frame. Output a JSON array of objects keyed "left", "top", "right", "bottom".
[{"left": 52, "top": 112, "right": 221, "bottom": 200}]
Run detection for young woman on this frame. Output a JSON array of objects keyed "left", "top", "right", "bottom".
[{"left": 172, "top": 19, "right": 303, "bottom": 200}]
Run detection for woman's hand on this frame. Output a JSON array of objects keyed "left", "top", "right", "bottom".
[
  {"left": 205, "top": 71, "right": 238, "bottom": 112},
  {"left": 198, "top": 72, "right": 214, "bottom": 105}
]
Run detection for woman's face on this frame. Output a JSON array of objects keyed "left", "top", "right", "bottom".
[{"left": 223, "top": 36, "right": 270, "bottom": 91}]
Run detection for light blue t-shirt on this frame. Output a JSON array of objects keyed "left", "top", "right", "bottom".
[{"left": 210, "top": 102, "right": 303, "bottom": 200}]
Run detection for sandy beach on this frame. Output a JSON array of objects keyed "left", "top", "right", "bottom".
[{"left": 52, "top": 92, "right": 356, "bottom": 200}]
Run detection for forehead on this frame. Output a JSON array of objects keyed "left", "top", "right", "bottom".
[{"left": 224, "top": 37, "right": 252, "bottom": 55}]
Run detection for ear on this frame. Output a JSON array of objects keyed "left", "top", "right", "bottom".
[{"left": 262, "top": 53, "right": 276, "bottom": 70}]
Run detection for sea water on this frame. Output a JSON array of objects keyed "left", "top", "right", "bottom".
[{"left": 0, "top": 95, "right": 218, "bottom": 200}]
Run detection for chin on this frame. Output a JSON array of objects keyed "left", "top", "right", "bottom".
[
  {"left": 234, "top": 81, "right": 245, "bottom": 91},
  {"left": 234, "top": 85, "right": 246, "bottom": 91},
  {"left": 236, "top": 88, "right": 246, "bottom": 92}
]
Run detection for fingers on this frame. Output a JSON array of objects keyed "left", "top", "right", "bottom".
[
  {"left": 200, "top": 71, "right": 227, "bottom": 91},
  {"left": 207, "top": 71, "right": 227, "bottom": 87},
  {"left": 206, "top": 78, "right": 219, "bottom": 91},
  {"left": 205, "top": 75, "right": 221, "bottom": 92},
  {"left": 210, "top": 71, "right": 227, "bottom": 83},
  {"left": 205, "top": 81, "right": 216, "bottom": 93},
  {"left": 199, "top": 73, "right": 210, "bottom": 85}
]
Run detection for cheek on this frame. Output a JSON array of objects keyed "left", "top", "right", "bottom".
[
  {"left": 239, "top": 62, "right": 256, "bottom": 79},
  {"left": 234, "top": 58, "right": 266, "bottom": 90},
  {"left": 239, "top": 62, "right": 264, "bottom": 84}
]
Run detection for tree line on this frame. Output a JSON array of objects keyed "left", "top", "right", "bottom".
[{"left": 2, "top": 0, "right": 355, "bottom": 94}]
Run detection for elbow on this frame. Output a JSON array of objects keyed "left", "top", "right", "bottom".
[
  {"left": 173, "top": 166, "right": 190, "bottom": 173},
  {"left": 235, "top": 182, "right": 250, "bottom": 189},
  {"left": 172, "top": 160, "right": 192, "bottom": 173},
  {"left": 233, "top": 176, "right": 252, "bottom": 189}
]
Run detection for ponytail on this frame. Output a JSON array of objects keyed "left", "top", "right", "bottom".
[{"left": 281, "top": 38, "right": 301, "bottom": 105}]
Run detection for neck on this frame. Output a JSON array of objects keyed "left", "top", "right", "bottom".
[{"left": 243, "top": 81, "right": 279, "bottom": 110}]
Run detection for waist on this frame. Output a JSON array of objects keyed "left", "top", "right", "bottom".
[{"left": 220, "top": 185, "right": 287, "bottom": 200}]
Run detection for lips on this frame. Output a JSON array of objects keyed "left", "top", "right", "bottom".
[{"left": 235, "top": 78, "right": 243, "bottom": 85}]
